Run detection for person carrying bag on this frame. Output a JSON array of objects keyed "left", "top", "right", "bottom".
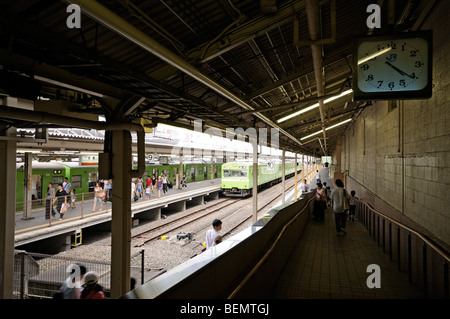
[{"left": 331, "top": 179, "right": 350, "bottom": 236}]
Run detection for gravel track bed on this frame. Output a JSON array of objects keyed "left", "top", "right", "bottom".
[{"left": 48, "top": 177, "right": 298, "bottom": 273}]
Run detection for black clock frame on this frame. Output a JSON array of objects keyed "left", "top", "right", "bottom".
[{"left": 353, "top": 30, "right": 433, "bottom": 101}]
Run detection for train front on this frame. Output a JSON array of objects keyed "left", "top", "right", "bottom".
[{"left": 221, "top": 162, "right": 251, "bottom": 197}]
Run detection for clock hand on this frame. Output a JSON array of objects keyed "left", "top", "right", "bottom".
[{"left": 385, "top": 61, "right": 415, "bottom": 79}]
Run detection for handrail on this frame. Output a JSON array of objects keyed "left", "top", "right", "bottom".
[
  {"left": 228, "top": 194, "right": 315, "bottom": 299},
  {"left": 358, "top": 198, "right": 450, "bottom": 264}
]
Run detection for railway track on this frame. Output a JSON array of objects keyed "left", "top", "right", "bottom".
[
  {"left": 133, "top": 176, "right": 299, "bottom": 255},
  {"left": 132, "top": 197, "right": 242, "bottom": 247}
]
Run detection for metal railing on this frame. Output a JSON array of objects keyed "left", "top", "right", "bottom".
[
  {"left": 356, "top": 199, "right": 450, "bottom": 299},
  {"left": 15, "top": 191, "right": 146, "bottom": 231},
  {"left": 13, "top": 249, "right": 146, "bottom": 299}
]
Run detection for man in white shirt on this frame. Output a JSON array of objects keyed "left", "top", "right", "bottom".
[
  {"left": 63, "top": 177, "right": 71, "bottom": 194},
  {"left": 315, "top": 170, "right": 321, "bottom": 184},
  {"left": 205, "top": 219, "right": 222, "bottom": 249},
  {"left": 331, "top": 179, "right": 349, "bottom": 236},
  {"left": 300, "top": 179, "right": 309, "bottom": 193}
]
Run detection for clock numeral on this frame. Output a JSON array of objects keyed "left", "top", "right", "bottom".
[
  {"left": 388, "top": 82, "right": 395, "bottom": 89},
  {"left": 361, "top": 64, "right": 369, "bottom": 70},
  {"left": 367, "top": 74, "right": 374, "bottom": 81},
  {"left": 399, "top": 79, "right": 406, "bottom": 87},
  {"left": 415, "top": 61, "right": 423, "bottom": 67},
  {"left": 377, "top": 80, "right": 383, "bottom": 88},
  {"left": 410, "top": 50, "right": 418, "bottom": 57}
]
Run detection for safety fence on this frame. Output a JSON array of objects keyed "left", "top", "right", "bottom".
[
  {"left": 15, "top": 192, "right": 112, "bottom": 225},
  {"left": 356, "top": 199, "right": 450, "bottom": 299},
  {"left": 13, "top": 249, "right": 146, "bottom": 299}
]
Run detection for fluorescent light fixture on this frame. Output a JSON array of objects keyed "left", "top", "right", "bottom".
[
  {"left": 79, "top": 151, "right": 99, "bottom": 155},
  {"left": 357, "top": 47, "right": 391, "bottom": 65},
  {"left": 300, "top": 118, "right": 352, "bottom": 141},
  {"left": 277, "top": 89, "right": 353, "bottom": 123},
  {"left": 17, "top": 149, "right": 41, "bottom": 153}
]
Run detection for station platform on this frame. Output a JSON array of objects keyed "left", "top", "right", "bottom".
[
  {"left": 14, "top": 178, "right": 221, "bottom": 247},
  {"left": 271, "top": 203, "right": 425, "bottom": 299}
]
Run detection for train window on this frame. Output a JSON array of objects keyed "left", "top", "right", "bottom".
[
  {"left": 89, "top": 172, "right": 98, "bottom": 183},
  {"left": 223, "top": 170, "right": 247, "bottom": 177},
  {"left": 72, "top": 175, "right": 82, "bottom": 188}
]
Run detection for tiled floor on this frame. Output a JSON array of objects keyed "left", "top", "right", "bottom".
[{"left": 272, "top": 206, "right": 425, "bottom": 299}]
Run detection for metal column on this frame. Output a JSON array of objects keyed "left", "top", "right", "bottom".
[
  {"left": 0, "top": 129, "right": 16, "bottom": 298},
  {"left": 294, "top": 153, "right": 298, "bottom": 201},
  {"left": 301, "top": 154, "right": 305, "bottom": 185},
  {"left": 252, "top": 138, "right": 258, "bottom": 223},
  {"left": 22, "top": 152, "right": 33, "bottom": 220},
  {"left": 178, "top": 160, "right": 183, "bottom": 189},
  {"left": 110, "top": 130, "right": 132, "bottom": 298},
  {"left": 282, "top": 150, "right": 285, "bottom": 204}
]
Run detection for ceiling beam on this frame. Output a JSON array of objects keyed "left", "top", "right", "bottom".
[{"left": 147, "top": 0, "right": 307, "bottom": 81}]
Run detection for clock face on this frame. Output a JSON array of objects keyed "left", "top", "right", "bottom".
[{"left": 353, "top": 31, "right": 432, "bottom": 100}]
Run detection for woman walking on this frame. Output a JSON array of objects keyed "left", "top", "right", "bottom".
[
  {"left": 92, "top": 182, "right": 104, "bottom": 212},
  {"left": 157, "top": 176, "right": 162, "bottom": 198},
  {"left": 54, "top": 183, "right": 68, "bottom": 220}
]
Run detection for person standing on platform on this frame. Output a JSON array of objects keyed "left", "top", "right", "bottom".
[
  {"left": 104, "top": 179, "right": 112, "bottom": 201},
  {"left": 157, "top": 176, "right": 162, "bottom": 198},
  {"left": 315, "top": 170, "right": 321, "bottom": 184},
  {"left": 54, "top": 183, "right": 68, "bottom": 220},
  {"left": 70, "top": 189, "right": 76, "bottom": 209},
  {"left": 145, "top": 184, "right": 151, "bottom": 200},
  {"left": 181, "top": 173, "right": 187, "bottom": 189},
  {"left": 300, "top": 179, "right": 309, "bottom": 193},
  {"left": 162, "top": 173, "right": 168, "bottom": 194},
  {"left": 331, "top": 179, "right": 349, "bottom": 236},
  {"left": 348, "top": 190, "right": 358, "bottom": 221},
  {"left": 92, "top": 182, "right": 104, "bottom": 212},
  {"left": 63, "top": 177, "right": 71, "bottom": 195},
  {"left": 45, "top": 182, "right": 56, "bottom": 219},
  {"left": 151, "top": 174, "right": 157, "bottom": 196},
  {"left": 313, "top": 183, "right": 326, "bottom": 220},
  {"left": 136, "top": 178, "right": 144, "bottom": 199},
  {"left": 205, "top": 219, "right": 222, "bottom": 249}
]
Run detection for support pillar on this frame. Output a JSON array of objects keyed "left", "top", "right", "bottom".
[
  {"left": 110, "top": 130, "right": 132, "bottom": 298},
  {"left": 252, "top": 138, "right": 258, "bottom": 223},
  {"left": 0, "top": 130, "right": 16, "bottom": 299},
  {"left": 334, "top": 138, "right": 344, "bottom": 182},
  {"left": 178, "top": 160, "right": 183, "bottom": 189},
  {"left": 22, "top": 152, "right": 33, "bottom": 220},
  {"left": 210, "top": 162, "right": 213, "bottom": 183},
  {"left": 301, "top": 154, "right": 305, "bottom": 184},
  {"left": 294, "top": 153, "right": 298, "bottom": 201},
  {"left": 282, "top": 150, "right": 285, "bottom": 204}
]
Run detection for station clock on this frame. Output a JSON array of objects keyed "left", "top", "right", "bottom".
[{"left": 353, "top": 31, "right": 432, "bottom": 100}]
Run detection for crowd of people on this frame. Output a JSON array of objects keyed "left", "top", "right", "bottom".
[
  {"left": 54, "top": 263, "right": 110, "bottom": 299},
  {"left": 131, "top": 172, "right": 186, "bottom": 200},
  {"left": 303, "top": 174, "right": 359, "bottom": 236},
  {"left": 44, "top": 177, "right": 75, "bottom": 220},
  {"left": 43, "top": 172, "right": 191, "bottom": 218}
]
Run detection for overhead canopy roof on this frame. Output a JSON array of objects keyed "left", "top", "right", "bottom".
[{"left": 0, "top": 0, "right": 435, "bottom": 156}]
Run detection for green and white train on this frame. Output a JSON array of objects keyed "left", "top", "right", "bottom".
[
  {"left": 15, "top": 161, "right": 223, "bottom": 207},
  {"left": 221, "top": 160, "right": 301, "bottom": 197}
]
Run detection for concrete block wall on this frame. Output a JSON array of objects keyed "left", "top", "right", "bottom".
[{"left": 341, "top": 1, "right": 450, "bottom": 250}]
